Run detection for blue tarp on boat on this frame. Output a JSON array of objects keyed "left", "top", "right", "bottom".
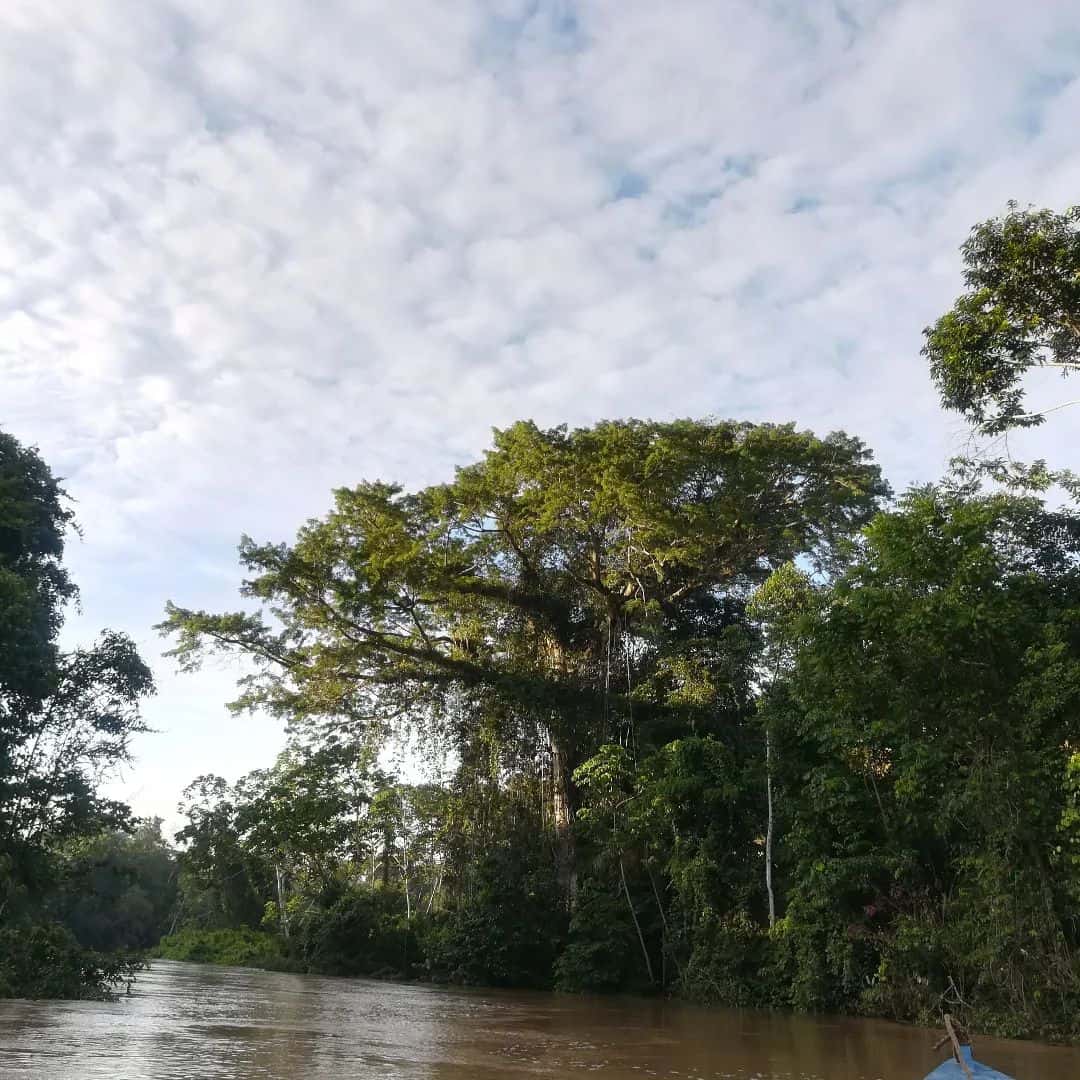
[{"left": 923, "top": 1045, "right": 1015, "bottom": 1079}]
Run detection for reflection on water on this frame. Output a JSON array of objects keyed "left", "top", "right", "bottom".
[{"left": 0, "top": 960, "right": 1077, "bottom": 1079}]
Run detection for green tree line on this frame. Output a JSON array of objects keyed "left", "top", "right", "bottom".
[
  {"left": 0, "top": 430, "right": 173, "bottom": 998},
  {"left": 3, "top": 202, "right": 1078, "bottom": 1040}
]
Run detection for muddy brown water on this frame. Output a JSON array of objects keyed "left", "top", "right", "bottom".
[{"left": 0, "top": 960, "right": 1078, "bottom": 1079}]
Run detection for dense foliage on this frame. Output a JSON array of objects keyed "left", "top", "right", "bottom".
[
  {"left": 0, "top": 430, "right": 162, "bottom": 999},
  {"left": 161, "top": 418, "right": 885, "bottom": 909},
  {"left": 49, "top": 821, "right": 178, "bottom": 954},
  {"left": 157, "top": 926, "right": 290, "bottom": 969},
  {"left": 760, "top": 488, "right": 1080, "bottom": 1037},
  {"left": 924, "top": 202, "right": 1079, "bottom": 435},
  {"left": 6, "top": 203, "right": 1080, "bottom": 1045},
  {"left": 161, "top": 391, "right": 1080, "bottom": 1039}
]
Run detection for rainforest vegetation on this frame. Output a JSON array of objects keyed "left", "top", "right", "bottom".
[{"left": 2, "top": 203, "right": 1079, "bottom": 1040}]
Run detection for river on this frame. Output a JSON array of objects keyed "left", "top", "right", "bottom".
[{"left": 1, "top": 960, "right": 1078, "bottom": 1079}]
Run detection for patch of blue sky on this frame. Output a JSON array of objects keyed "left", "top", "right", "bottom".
[
  {"left": 761, "top": 0, "right": 882, "bottom": 54},
  {"left": 662, "top": 188, "right": 723, "bottom": 227},
  {"left": 660, "top": 157, "right": 758, "bottom": 228},
  {"left": 734, "top": 270, "right": 776, "bottom": 306},
  {"left": 872, "top": 150, "right": 958, "bottom": 210},
  {"left": 1014, "top": 70, "right": 1077, "bottom": 137},
  {"left": 761, "top": 0, "right": 827, "bottom": 48},
  {"left": 476, "top": 0, "right": 585, "bottom": 68},
  {"left": 830, "top": 340, "right": 856, "bottom": 378},
  {"left": 612, "top": 170, "right": 649, "bottom": 201}
]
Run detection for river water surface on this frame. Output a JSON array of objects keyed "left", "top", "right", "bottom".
[{"left": 1, "top": 960, "right": 1078, "bottom": 1079}]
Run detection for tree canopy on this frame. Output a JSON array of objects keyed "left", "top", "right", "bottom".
[
  {"left": 924, "top": 202, "right": 1080, "bottom": 435},
  {"left": 0, "top": 429, "right": 157, "bottom": 1000},
  {"left": 157, "top": 398, "right": 1080, "bottom": 1040},
  {"left": 161, "top": 418, "right": 886, "bottom": 902},
  {"left": 761, "top": 488, "right": 1080, "bottom": 1028}
]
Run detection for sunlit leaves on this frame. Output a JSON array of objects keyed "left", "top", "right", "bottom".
[{"left": 924, "top": 202, "right": 1080, "bottom": 434}]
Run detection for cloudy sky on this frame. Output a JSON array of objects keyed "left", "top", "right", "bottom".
[{"left": 2, "top": 0, "right": 1079, "bottom": 826}]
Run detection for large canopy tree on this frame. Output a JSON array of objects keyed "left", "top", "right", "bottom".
[{"left": 161, "top": 418, "right": 887, "bottom": 902}]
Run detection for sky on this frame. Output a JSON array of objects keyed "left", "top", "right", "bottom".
[{"left": 2, "top": 0, "right": 1079, "bottom": 829}]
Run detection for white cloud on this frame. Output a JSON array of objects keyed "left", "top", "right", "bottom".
[{"left": 1, "top": 0, "right": 1078, "bottom": 826}]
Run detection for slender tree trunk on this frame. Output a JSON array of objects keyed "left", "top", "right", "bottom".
[
  {"left": 765, "top": 729, "right": 776, "bottom": 929},
  {"left": 550, "top": 739, "right": 577, "bottom": 909},
  {"left": 425, "top": 870, "right": 443, "bottom": 915},
  {"left": 399, "top": 792, "right": 412, "bottom": 921},
  {"left": 275, "top": 863, "right": 290, "bottom": 939},
  {"left": 401, "top": 846, "right": 411, "bottom": 921},
  {"left": 620, "top": 854, "right": 654, "bottom": 985},
  {"left": 646, "top": 862, "right": 682, "bottom": 981}
]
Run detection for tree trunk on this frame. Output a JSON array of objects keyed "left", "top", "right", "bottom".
[
  {"left": 399, "top": 842, "right": 410, "bottom": 920},
  {"left": 646, "top": 862, "right": 682, "bottom": 982},
  {"left": 425, "top": 870, "right": 443, "bottom": 915},
  {"left": 550, "top": 738, "right": 578, "bottom": 909},
  {"left": 275, "top": 863, "right": 290, "bottom": 939},
  {"left": 620, "top": 855, "right": 655, "bottom": 985},
  {"left": 765, "top": 729, "right": 776, "bottom": 929},
  {"left": 399, "top": 792, "right": 412, "bottom": 920}
]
